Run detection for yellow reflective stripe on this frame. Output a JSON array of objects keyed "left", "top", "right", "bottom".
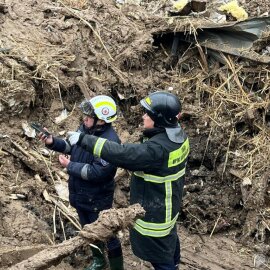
[
  {"left": 93, "top": 138, "right": 107, "bottom": 157},
  {"left": 135, "top": 213, "right": 179, "bottom": 230},
  {"left": 134, "top": 182, "right": 178, "bottom": 237},
  {"left": 145, "top": 97, "right": 151, "bottom": 105},
  {"left": 134, "top": 224, "right": 173, "bottom": 237},
  {"left": 134, "top": 215, "right": 178, "bottom": 237},
  {"left": 95, "top": 101, "right": 116, "bottom": 111},
  {"left": 134, "top": 167, "right": 185, "bottom": 183},
  {"left": 168, "top": 138, "right": 190, "bottom": 168},
  {"left": 108, "top": 115, "right": 117, "bottom": 122},
  {"left": 165, "top": 182, "right": 172, "bottom": 222}
]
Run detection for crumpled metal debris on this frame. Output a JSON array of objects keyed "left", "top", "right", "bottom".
[{"left": 174, "top": 16, "right": 270, "bottom": 63}]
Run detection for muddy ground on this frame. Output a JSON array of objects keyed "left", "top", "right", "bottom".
[{"left": 0, "top": 0, "right": 270, "bottom": 269}]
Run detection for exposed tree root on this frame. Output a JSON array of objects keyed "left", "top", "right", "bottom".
[{"left": 7, "top": 204, "right": 145, "bottom": 270}]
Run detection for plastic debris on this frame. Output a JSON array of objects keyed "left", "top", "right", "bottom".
[
  {"left": 22, "top": 121, "right": 36, "bottom": 138},
  {"left": 55, "top": 109, "right": 68, "bottom": 124}
]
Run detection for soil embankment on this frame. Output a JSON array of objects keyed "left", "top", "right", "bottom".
[{"left": 0, "top": 0, "right": 269, "bottom": 269}]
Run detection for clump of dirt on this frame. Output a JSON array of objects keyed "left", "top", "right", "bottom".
[
  {"left": 0, "top": 0, "right": 270, "bottom": 269},
  {"left": 240, "top": 0, "right": 270, "bottom": 17}
]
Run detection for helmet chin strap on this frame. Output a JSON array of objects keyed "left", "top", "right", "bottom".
[
  {"left": 84, "top": 117, "right": 99, "bottom": 135},
  {"left": 90, "top": 117, "right": 109, "bottom": 134},
  {"left": 93, "top": 117, "right": 98, "bottom": 126},
  {"left": 89, "top": 117, "right": 99, "bottom": 134}
]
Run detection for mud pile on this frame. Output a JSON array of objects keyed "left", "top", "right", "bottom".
[
  {"left": 0, "top": 0, "right": 269, "bottom": 269},
  {"left": 241, "top": 0, "right": 270, "bottom": 16}
]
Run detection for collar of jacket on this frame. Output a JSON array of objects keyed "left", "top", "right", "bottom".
[
  {"left": 142, "top": 126, "right": 186, "bottom": 144},
  {"left": 142, "top": 127, "right": 165, "bottom": 139},
  {"left": 82, "top": 123, "right": 111, "bottom": 135},
  {"left": 165, "top": 126, "right": 186, "bottom": 143}
]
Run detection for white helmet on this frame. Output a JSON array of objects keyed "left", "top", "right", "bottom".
[{"left": 79, "top": 95, "right": 117, "bottom": 123}]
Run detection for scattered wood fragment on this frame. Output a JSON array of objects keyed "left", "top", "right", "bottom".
[{"left": 43, "top": 190, "right": 81, "bottom": 230}]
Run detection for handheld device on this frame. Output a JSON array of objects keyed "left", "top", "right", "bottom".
[{"left": 30, "top": 123, "right": 51, "bottom": 137}]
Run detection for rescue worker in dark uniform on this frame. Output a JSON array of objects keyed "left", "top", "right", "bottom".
[
  {"left": 40, "top": 95, "right": 124, "bottom": 270},
  {"left": 66, "top": 91, "right": 190, "bottom": 270}
]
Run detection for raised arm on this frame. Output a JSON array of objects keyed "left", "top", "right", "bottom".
[{"left": 68, "top": 132, "right": 164, "bottom": 172}]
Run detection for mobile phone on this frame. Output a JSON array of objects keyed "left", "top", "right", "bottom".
[{"left": 31, "top": 123, "right": 51, "bottom": 137}]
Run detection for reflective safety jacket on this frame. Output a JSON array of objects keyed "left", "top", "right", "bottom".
[
  {"left": 77, "top": 127, "right": 189, "bottom": 264},
  {"left": 47, "top": 124, "right": 120, "bottom": 212}
]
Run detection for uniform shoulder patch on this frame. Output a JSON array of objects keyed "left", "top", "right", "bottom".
[{"left": 100, "top": 158, "right": 109, "bottom": 166}]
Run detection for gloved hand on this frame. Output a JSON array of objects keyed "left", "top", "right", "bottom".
[{"left": 67, "top": 131, "right": 81, "bottom": 145}]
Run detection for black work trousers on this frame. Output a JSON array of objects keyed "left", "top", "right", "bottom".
[{"left": 77, "top": 208, "right": 122, "bottom": 258}]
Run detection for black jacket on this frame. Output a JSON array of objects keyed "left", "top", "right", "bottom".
[
  {"left": 47, "top": 124, "right": 120, "bottom": 212},
  {"left": 77, "top": 127, "right": 189, "bottom": 263}
]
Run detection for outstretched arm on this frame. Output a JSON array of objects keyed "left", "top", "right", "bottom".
[{"left": 68, "top": 132, "right": 164, "bottom": 171}]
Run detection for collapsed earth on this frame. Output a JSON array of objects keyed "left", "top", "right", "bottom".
[{"left": 0, "top": 0, "right": 270, "bottom": 269}]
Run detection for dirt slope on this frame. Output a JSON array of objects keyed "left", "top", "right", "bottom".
[{"left": 0, "top": 0, "right": 270, "bottom": 269}]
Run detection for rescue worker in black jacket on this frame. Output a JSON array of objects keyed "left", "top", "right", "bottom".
[
  {"left": 66, "top": 91, "right": 190, "bottom": 270},
  {"left": 40, "top": 95, "right": 123, "bottom": 270}
]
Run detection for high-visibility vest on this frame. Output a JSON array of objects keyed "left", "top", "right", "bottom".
[{"left": 130, "top": 133, "right": 189, "bottom": 238}]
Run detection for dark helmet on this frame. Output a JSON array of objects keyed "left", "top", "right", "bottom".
[{"left": 140, "top": 91, "right": 181, "bottom": 128}]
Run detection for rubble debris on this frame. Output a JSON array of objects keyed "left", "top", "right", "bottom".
[
  {"left": 7, "top": 204, "right": 145, "bottom": 270},
  {"left": 0, "top": 1, "right": 270, "bottom": 269},
  {"left": 167, "top": 16, "right": 270, "bottom": 63},
  {"left": 22, "top": 122, "right": 36, "bottom": 138}
]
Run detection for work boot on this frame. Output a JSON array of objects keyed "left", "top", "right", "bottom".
[
  {"left": 108, "top": 254, "right": 124, "bottom": 270},
  {"left": 107, "top": 239, "right": 123, "bottom": 270},
  {"left": 84, "top": 245, "right": 107, "bottom": 270}
]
